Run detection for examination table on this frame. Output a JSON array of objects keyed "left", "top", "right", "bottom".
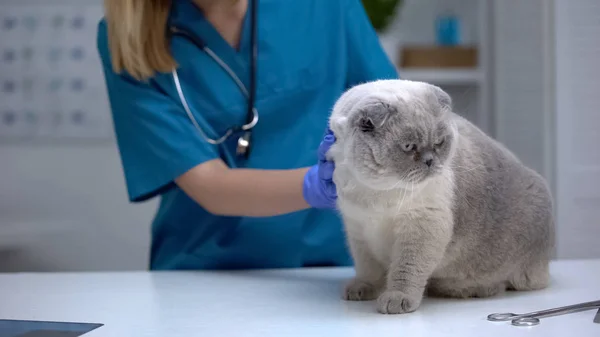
[{"left": 0, "top": 259, "right": 598, "bottom": 336}]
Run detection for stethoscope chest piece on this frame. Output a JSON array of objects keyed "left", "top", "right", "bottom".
[{"left": 236, "top": 131, "right": 252, "bottom": 158}]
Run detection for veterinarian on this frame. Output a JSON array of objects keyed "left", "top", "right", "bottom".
[{"left": 97, "top": 0, "right": 398, "bottom": 270}]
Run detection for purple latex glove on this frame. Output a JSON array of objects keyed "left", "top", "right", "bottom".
[{"left": 303, "top": 129, "right": 337, "bottom": 209}]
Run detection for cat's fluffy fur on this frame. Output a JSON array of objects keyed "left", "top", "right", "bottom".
[{"left": 328, "top": 79, "right": 554, "bottom": 314}]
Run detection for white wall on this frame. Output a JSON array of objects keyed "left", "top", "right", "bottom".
[
  {"left": 554, "top": 0, "right": 600, "bottom": 259},
  {"left": 0, "top": 146, "right": 156, "bottom": 271},
  {"left": 0, "top": 0, "right": 156, "bottom": 272},
  {"left": 492, "top": 0, "right": 600, "bottom": 260},
  {"left": 491, "top": 0, "right": 555, "bottom": 183}
]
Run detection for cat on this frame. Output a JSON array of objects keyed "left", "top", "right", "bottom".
[{"left": 327, "top": 79, "right": 554, "bottom": 314}]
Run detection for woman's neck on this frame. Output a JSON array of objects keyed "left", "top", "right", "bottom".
[
  {"left": 193, "top": 0, "right": 248, "bottom": 49},
  {"left": 193, "top": 0, "right": 245, "bottom": 13}
]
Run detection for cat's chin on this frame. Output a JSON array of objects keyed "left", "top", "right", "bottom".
[
  {"left": 355, "top": 175, "right": 418, "bottom": 191},
  {"left": 350, "top": 167, "right": 440, "bottom": 191},
  {"left": 374, "top": 172, "right": 441, "bottom": 191}
]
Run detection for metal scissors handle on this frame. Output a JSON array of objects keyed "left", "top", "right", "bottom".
[{"left": 487, "top": 299, "right": 600, "bottom": 326}]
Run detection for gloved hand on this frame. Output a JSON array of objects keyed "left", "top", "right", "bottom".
[{"left": 303, "top": 129, "right": 337, "bottom": 209}]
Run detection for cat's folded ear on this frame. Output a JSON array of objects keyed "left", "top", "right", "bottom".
[
  {"left": 430, "top": 85, "right": 453, "bottom": 112},
  {"left": 350, "top": 102, "right": 391, "bottom": 131}
]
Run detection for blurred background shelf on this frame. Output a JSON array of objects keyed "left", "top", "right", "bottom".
[{"left": 397, "top": 68, "right": 483, "bottom": 85}]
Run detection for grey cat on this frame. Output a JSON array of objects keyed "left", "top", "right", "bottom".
[{"left": 327, "top": 79, "right": 554, "bottom": 314}]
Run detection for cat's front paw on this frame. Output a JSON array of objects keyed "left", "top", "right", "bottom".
[
  {"left": 342, "top": 278, "right": 380, "bottom": 301},
  {"left": 376, "top": 290, "right": 422, "bottom": 314}
]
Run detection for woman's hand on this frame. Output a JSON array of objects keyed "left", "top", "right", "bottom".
[{"left": 302, "top": 129, "right": 338, "bottom": 209}]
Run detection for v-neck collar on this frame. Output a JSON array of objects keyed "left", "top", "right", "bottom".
[{"left": 169, "top": 0, "right": 254, "bottom": 84}]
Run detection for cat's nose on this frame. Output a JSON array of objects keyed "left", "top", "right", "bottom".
[{"left": 422, "top": 152, "right": 434, "bottom": 167}]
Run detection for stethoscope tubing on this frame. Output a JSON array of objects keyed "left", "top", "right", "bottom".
[
  {"left": 171, "top": 58, "right": 258, "bottom": 145},
  {"left": 168, "top": 0, "right": 258, "bottom": 147}
]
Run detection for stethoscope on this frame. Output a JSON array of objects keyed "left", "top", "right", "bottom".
[{"left": 169, "top": 0, "right": 258, "bottom": 159}]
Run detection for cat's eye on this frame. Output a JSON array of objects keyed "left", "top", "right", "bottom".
[
  {"left": 358, "top": 117, "right": 375, "bottom": 132},
  {"left": 434, "top": 138, "right": 445, "bottom": 147},
  {"left": 402, "top": 143, "right": 416, "bottom": 152}
]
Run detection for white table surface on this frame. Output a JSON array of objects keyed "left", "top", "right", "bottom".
[{"left": 1, "top": 259, "right": 599, "bottom": 337}]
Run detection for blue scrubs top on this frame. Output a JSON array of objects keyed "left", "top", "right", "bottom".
[{"left": 96, "top": 0, "right": 398, "bottom": 270}]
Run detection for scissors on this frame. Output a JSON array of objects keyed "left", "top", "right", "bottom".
[{"left": 487, "top": 299, "right": 600, "bottom": 326}]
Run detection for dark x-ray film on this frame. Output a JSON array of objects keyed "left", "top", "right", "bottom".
[{"left": 0, "top": 319, "right": 103, "bottom": 337}]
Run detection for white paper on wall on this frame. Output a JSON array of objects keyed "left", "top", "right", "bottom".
[{"left": 0, "top": 2, "right": 112, "bottom": 142}]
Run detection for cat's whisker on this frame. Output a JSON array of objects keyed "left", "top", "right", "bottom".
[
  {"left": 389, "top": 170, "right": 418, "bottom": 190},
  {"left": 401, "top": 172, "right": 414, "bottom": 185},
  {"left": 396, "top": 183, "right": 408, "bottom": 214},
  {"left": 450, "top": 175, "right": 478, "bottom": 210},
  {"left": 452, "top": 174, "right": 476, "bottom": 185},
  {"left": 390, "top": 178, "right": 406, "bottom": 190},
  {"left": 452, "top": 168, "right": 482, "bottom": 174},
  {"left": 406, "top": 170, "right": 419, "bottom": 184},
  {"left": 415, "top": 180, "right": 424, "bottom": 209},
  {"left": 392, "top": 171, "right": 420, "bottom": 214},
  {"left": 451, "top": 164, "right": 484, "bottom": 169},
  {"left": 450, "top": 164, "right": 485, "bottom": 173}
]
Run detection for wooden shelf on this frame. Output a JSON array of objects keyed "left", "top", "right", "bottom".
[{"left": 397, "top": 68, "right": 483, "bottom": 85}]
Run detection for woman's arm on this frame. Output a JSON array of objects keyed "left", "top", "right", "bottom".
[
  {"left": 175, "top": 131, "right": 337, "bottom": 217},
  {"left": 176, "top": 159, "right": 310, "bottom": 217}
]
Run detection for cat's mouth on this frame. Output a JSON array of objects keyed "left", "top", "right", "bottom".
[{"left": 403, "top": 166, "right": 443, "bottom": 184}]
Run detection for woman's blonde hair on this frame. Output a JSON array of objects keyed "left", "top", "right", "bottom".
[{"left": 104, "top": 0, "right": 177, "bottom": 81}]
